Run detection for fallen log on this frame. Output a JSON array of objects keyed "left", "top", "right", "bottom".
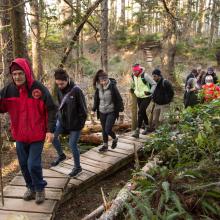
[
  {"left": 80, "top": 133, "right": 103, "bottom": 145},
  {"left": 82, "top": 122, "right": 131, "bottom": 135},
  {"left": 82, "top": 205, "right": 104, "bottom": 220},
  {"left": 98, "top": 156, "right": 161, "bottom": 220}
]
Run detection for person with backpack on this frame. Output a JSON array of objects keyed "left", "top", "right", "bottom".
[
  {"left": 92, "top": 69, "right": 124, "bottom": 152},
  {"left": 130, "top": 64, "right": 156, "bottom": 138},
  {"left": 151, "top": 69, "right": 174, "bottom": 129},
  {"left": 184, "top": 78, "right": 200, "bottom": 108},
  {"left": 0, "top": 58, "right": 57, "bottom": 204},
  {"left": 202, "top": 67, "right": 218, "bottom": 85},
  {"left": 51, "top": 68, "right": 87, "bottom": 177}
]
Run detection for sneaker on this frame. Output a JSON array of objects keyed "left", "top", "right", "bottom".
[
  {"left": 132, "top": 129, "right": 139, "bottom": 138},
  {"left": 69, "top": 167, "right": 82, "bottom": 177},
  {"left": 23, "top": 188, "right": 36, "bottom": 201},
  {"left": 51, "top": 153, "right": 66, "bottom": 166},
  {"left": 98, "top": 145, "right": 108, "bottom": 152},
  {"left": 111, "top": 137, "right": 118, "bottom": 149},
  {"left": 35, "top": 190, "right": 45, "bottom": 204}
]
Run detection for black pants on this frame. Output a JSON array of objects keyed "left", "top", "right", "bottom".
[
  {"left": 99, "top": 112, "right": 116, "bottom": 143},
  {"left": 137, "top": 97, "right": 151, "bottom": 128}
]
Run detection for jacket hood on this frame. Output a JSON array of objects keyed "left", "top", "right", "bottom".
[{"left": 10, "top": 58, "right": 34, "bottom": 89}]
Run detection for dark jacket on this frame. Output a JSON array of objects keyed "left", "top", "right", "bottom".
[
  {"left": 185, "top": 73, "right": 196, "bottom": 88},
  {"left": 184, "top": 90, "right": 199, "bottom": 108},
  {"left": 0, "top": 58, "right": 57, "bottom": 143},
  {"left": 57, "top": 81, "right": 87, "bottom": 131},
  {"left": 92, "top": 78, "right": 124, "bottom": 119},
  {"left": 202, "top": 72, "right": 218, "bottom": 85},
  {"left": 152, "top": 78, "right": 174, "bottom": 105}
]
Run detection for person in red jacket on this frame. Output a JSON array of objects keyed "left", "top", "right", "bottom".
[
  {"left": 202, "top": 75, "right": 220, "bottom": 102},
  {"left": 0, "top": 58, "right": 57, "bottom": 204}
]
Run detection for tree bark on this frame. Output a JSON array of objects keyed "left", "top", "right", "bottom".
[
  {"left": 9, "top": 0, "right": 29, "bottom": 59},
  {"left": 0, "top": 0, "right": 13, "bottom": 85},
  {"left": 197, "top": 0, "right": 206, "bottom": 34},
  {"left": 29, "top": 0, "right": 43, "bottom": 80},
  {"left": 120, "top": 0, "right": 125, "bottom": 27},
  {"left": 161, "top": 0, "right": 178, "bottom": 81},
  {"left": 100, "top": 0, "right": 108, "bottom": 72},
  {"left": 209, "top": 0, "right": 218, "bottom": 45}
]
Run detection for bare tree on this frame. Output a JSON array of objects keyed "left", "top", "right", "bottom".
[
  {"left": 9, "top": 0, "right": 29, "bottom": 59},
  {"left": 0, "top": 0, "right": 13, "bottom": 85},
  {"left": 29, "top": 0, "right": 43, "bottom": 80},
  {"left": 100, "top": 0, "right": 108, "bottom": 72}
]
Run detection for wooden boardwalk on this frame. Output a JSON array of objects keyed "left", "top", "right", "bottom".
[{"left": 0, "top": 132, "right": 148, "bottom": 220}]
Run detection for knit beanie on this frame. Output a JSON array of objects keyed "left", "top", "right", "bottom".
[
  {"left": 152, "top": 69, "right": 162, "bottom": 76},
  {"left": 10, "top": 63, "right": 23, "bottom": 73}
]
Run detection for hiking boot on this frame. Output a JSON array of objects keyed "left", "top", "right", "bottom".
[
  {"left": 35, "top": 189, "right": 45, "bottom": 204},
  {"left": 69, "top": 167, "right": 82, "bottom": 177},
  {"left": 98, "top": 145, "right": 108, "bottom": 152},
  {"left": 51, "top": 153, "right": 66, "bottom": 166},
  {"left": 132, "top": 129, "right": 139, "bottom": 138},
  {"left": 111, "top": 137, "right": 118, "bottom": 149},
  {"left": 23, "top": 188, "right": 36, "bottom": 201},
  {"left": 142, "top": 127, "right": 155, "bottom": 134}
]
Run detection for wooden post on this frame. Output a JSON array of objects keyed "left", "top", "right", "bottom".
[
  {"left": 133, "top": 143, "right": 140, "bottom": 170},
  {"left": 131, "top": 93, "right": 137, "bottom": 130},
  {"left": 0, "top": 116, "right": 4, "bottom": 206}
]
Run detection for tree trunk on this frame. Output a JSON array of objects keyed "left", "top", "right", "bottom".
[
  {"left": 161, "top": 0, "right": 177, "bottom": 81},
  {"left": 0, "top": 0, "right": 13, "bottom": 85},
  {"left": 76, "top": 0, "right": 81, "bottom": 80},
  {"left": 9, "top": 0, "right": 29, "bottom": 59},
  {"left": 29, "top": 0, "right": 43, "bottom": 80},
  {"left": 209, "top": 0, "right": 218, "bottom": 45},
  {"left": 120, "top": 0, "right": 125, "bottom": 27},
  {"left": 131, "top": 93, "right": 137, "bottom": 130},
  {"left": 109, "top": 0, "right": 116, "bottom": 37},
  {"left": 100, "top": 0, "right": 108, "bottom": 72},
  {"left": 197, "top": 0, "right": 206, "bottom": 34}
]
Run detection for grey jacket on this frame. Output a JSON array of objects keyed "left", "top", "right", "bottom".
[{"left": 97, "top": 80, "right": 115, "bottom": 114}]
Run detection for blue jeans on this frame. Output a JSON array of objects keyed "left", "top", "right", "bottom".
[
  {"left": 52, "top": 120, "right": 81, "bottom": 169},
  {"left": 16, "top": 141, "right": 47, "bottom": 192},
  {"left": 99, "top": 112, "right": 116, "bottom": 143}
]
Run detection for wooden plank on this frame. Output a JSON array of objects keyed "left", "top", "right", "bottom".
[
  {"left": 82, "top": 150, "right": 121, "bottom": 165},
  {"left": 121, "top": 135, "right": 146, "bottom": 143},
  {"left": 64, "top": 159, "right": 104, "bottom": 174},
  {"left": 18, "top": 169, "right": 66, "bottom": 178},
  {"left": 10, "top": 176, "right": 68, "bottom": 190},
  {"left": 116, "top": 141, "right": 136, "bottom": 151},
  {"left": 91, "top": 147, "right": 128, "bottom": 158},
  {"left": 107, "top": 147, "right": 132, "bottom": 155},
  {"left": 0, "top": 198, "right": 56, "bottom": 214},
  {"left": 68, "top": 178, "right": 83, "bottom": 187},
  {"left": 0, "top": 210, "right": 52, "bottom": 220},
  {"left": 119, "top": 136, "right": 146, "bottom": 145},
  {"left": 3, "top": 185, "right": 62, "bottom": 201},
  {"left": 80, "top": 156, "right": 111, "bottom": 170},
  {"left": 51, "top": 163, "right": 95, "bottom": 182}
]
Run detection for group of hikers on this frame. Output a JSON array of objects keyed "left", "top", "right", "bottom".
[
  {"left": 0, "top": 58, "right": 218, "bottom": 205},
  {"left": 184, "top": 65, "right": 220, "bottom": 108}
]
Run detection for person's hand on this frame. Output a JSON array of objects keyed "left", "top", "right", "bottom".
[{"left": 45, "top": 132, "right": 54, "bottom": 143}]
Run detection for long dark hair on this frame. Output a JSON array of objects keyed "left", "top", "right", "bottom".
[{"left": 93, "top": 69, "right": 108, "bottom": 88}]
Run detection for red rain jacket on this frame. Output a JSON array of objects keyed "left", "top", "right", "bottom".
[{"left": 0, "top": 58, "right": 57, "bottom": 143}]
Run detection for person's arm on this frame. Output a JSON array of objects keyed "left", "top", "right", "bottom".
[
  {"left": 164, "top": 80, "right": 174, "bottom": 101},
  {"left": 114, "top": 85, "right": 124, "bottom": 112},
  {"left": 76, "top": 87, "right": 88, "bottom": 120},
  {"left": 144, "top": 73, "right": 156, "bottom": 93}
]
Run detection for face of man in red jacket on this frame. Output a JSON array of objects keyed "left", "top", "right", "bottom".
[{"left": 12, "top": 70, "right": 26, "bottom": 86}]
